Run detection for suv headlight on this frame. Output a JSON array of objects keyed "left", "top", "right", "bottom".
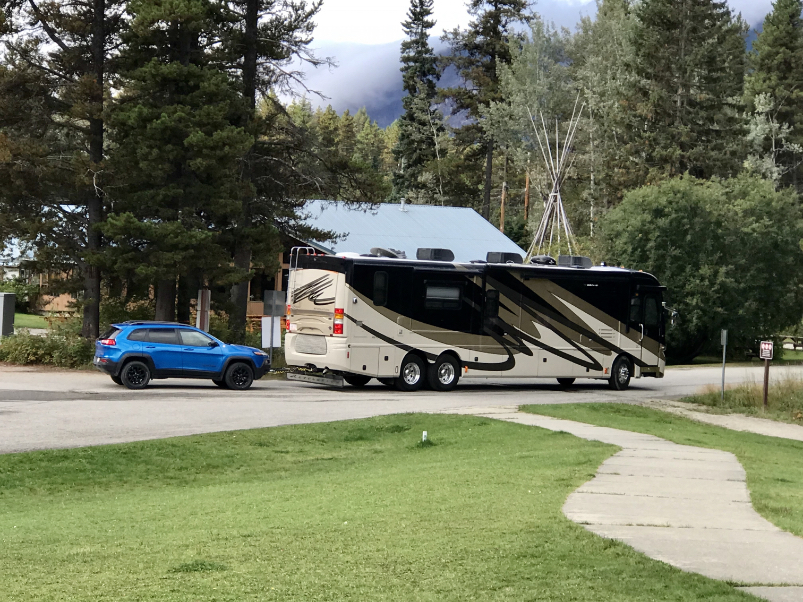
[{"left": 253, "top": 350, "right": 268, "bottom": 356}]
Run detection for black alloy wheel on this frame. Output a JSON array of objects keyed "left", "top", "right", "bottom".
[
  {"left": 343, "top": 373, "right": 372, "bottom": 387},
  {"left": 121, "top": 361, "right": 150, "bottom": 390},
  {"left": 396, "top": 354, "right": 426, "bottom": 392},
  {"left": 111, "top": 375, "right": 123, "bottom": 386},
  {"left": 427, "top": 355, "right": 460, "bottom": 392},
  {"left": 556, "top": 378, "right": 575, "bottom": 387},
  {"left": 225, "top": 362, "right": 254, "bottom": 390},
  {"left": 608, "top": 356, "right": 632, "bottom": 391}
]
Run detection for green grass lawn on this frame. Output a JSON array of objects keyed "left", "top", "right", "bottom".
[
  {"left": 522, "top": 403, "right": 803, "bottom": 539},
  {"left": 13, "top": 312, "right": 48, "bottom": 329},
  {"left": 682, "top": 371, "right": 803, "bottom": 424},
  {"left": 0, "top": 414, "right": 757, "bottom": 601}
]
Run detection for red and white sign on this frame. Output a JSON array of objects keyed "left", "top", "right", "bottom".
[{"left": 760, "top": 341, "right": 774, "bottom": 360}]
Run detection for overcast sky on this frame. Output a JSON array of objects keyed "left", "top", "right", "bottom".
[{"left": 295, "top": 0, "right": 777, "bottom": 126}]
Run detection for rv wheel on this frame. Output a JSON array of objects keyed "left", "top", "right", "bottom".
[
  {"left": 378, "top": 378, "right": 395, "bottom": 387},
  {"left": 428, "top": 355, "right": 460, "bottom": 392},
  {"left": 608, "top": 356, "right": 632, "bottom": 391},
  {"left": 396, "top": 354, "right": 426, "bottom": 392},
  {"left": 343, "top": 373, "right": 371, "bottom": 387}
]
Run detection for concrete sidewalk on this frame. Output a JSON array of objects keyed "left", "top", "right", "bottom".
[{"left": 456, "top": 406, "right": 803, "bottom": 602}]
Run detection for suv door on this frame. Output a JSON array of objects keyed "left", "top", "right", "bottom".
[
  {"left": 143, "top": 328, "right": 183, "bottom": 373},
  {"left": 178, "top": 329, "right": 224, "bottom": 374}
]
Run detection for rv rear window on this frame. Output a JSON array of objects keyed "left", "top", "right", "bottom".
[
  {"left": 425, "top": 285, "right": 461, "bottom": 310},
  {"left": 374, "top": 271, "right": 389, "bottom": 307}
]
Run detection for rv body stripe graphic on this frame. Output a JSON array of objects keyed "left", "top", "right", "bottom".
[{"left": 292, "top": 275, "right": 335, "bottom": 306}]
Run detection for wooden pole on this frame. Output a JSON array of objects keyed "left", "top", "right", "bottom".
[
  {"left": 524, "top": 170, "right": 530, "bottom": 222},
  {"left": 499, "top": 182, "right": 507, "bottom": 232}
]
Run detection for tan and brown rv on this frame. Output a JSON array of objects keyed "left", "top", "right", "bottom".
[{"left": 284, "top": 248, "right": 667, "bottom": 392}]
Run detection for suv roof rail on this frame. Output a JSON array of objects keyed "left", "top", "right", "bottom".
[{"left": 118, "top": 320, "right": 188, "bottom": 326}]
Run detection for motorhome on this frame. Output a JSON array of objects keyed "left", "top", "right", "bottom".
[{"left": 284, "top": 248, "right": 666, "bottom": 392}]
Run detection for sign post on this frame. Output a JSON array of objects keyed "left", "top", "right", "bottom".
[
  {"left": 263, "top": 290, "right": 287, "bottom": 367},
  {"left": 759, "top": 341, "right": 774, "bottom": 411},
  {"left": 721, "top": 329, "right": 728, "bottom": 401}
]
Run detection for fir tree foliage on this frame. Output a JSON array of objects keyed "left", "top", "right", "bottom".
[{"left": 393, "top": 0, "right": 443, "bottom": 203}]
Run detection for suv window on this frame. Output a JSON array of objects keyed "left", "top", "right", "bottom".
[
  {"left": 147, "top": 328, "right": 180, "bottom": 345},
  {"left": 127, "top": 328, "right": 148, "bottom": 342},
  {"left": 179, "top": 329, "right": 213, "bottom": 347},
  {"left": 100, "top": 327, "right": 120, "bottom": 340}
]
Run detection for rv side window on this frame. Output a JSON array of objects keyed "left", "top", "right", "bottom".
[
  {"left": 484, "top": 289, "right": 499, "bottom": 319},
  {"left": 644, "top": 295, "right": 660, "bottom": 328},
  {"left": 425, "top": 284, "right": 461, "bottom": 310},
  {"left": 374, "top": 271, "right": 389, "bottom": 307}
]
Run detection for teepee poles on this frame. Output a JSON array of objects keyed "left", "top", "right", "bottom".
[{"left": 524, "top": 95, "right": 585, "bottom": 261}]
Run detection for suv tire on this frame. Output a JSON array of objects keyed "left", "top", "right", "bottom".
[
  {"left": 212, "top": 379, "right": 227, "bottom": 388},
  {"left": 111, "top": 375, "right": 123, "bottom": 386},
  {"left": 121, "top": 361, "right": 151, "bottom": 390},
  {"left": 225, "top": 362, "right": 254, "bottom": 390}
]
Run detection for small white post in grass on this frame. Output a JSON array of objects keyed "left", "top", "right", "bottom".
[
  {"left": 721, "top": 329, "right": 728, "bottom": 401},
  {"left": 422, "top": 431, "right": 427, "bottom": 442}
]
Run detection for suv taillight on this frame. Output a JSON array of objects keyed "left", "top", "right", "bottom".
[
  {"left": 333, "top": 308, "right": 344, "bottom": 335},
  {"left": 99, "top": 339, "right": 116, "bottom": 346}
]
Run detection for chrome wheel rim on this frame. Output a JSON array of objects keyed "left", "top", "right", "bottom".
[
  {"left": 231, "top": 366, "right": 250, "bottom": 388},
  {"left": 617, "top": 364, "right": 629, "bottom": 383},
  {"left": 127, "top": 365, "right": 147, "bottom": 386},
  {"left": 402, "top": 362, "right": 421, "bottom": 385},
  {"left": 438, "top": 362, "right": 455, "bottom": 385}
]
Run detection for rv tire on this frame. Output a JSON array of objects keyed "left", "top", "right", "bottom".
[
  {"left": 608, "top": 356, "right": 632, "bottom": 391},
  {"left": 378, "top": 378, "right": 395, "bottom": 387},
  {"left": 428, "top": 355, "right": 460, "bottom": 392},
  {"left": 343, "top": 373, "right": 371, "bottom": 387},
  {"left": 396, "top": 354, "right": 426, "bottom": 392}
]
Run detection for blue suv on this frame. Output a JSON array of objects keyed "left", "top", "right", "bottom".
[{"left": 93, "top": 322, "right": 270, "bottom": 390}]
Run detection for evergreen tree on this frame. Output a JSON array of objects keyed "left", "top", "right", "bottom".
[
  {"left": 628, "top": 0, "right": 747, "bottom": 182},
  {"left": 393, "top": 0, "right": 442, "bottom": 202},
  {"left": 744, "top": 0, "right": 803, "bottom": 189},
  {"left": 441, "top": 0, "right": 533, "bottom": 219},
  {"left": 105, "top": 0, "right": 253, "bottom": 321},
  {"left": 0, "top": 0, "right": 125, "bottom": 338}
]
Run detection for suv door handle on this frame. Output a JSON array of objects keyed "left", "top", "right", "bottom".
[
  {"left": 183, "top": 348, "right": 195, "bottom": 351},
  {"left": 145, "top": 346, "right": 155, "bottom": 349}
]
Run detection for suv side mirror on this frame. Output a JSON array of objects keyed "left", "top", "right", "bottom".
[{"left": 208, "top": 341, "right": 219, "bottom": 348}]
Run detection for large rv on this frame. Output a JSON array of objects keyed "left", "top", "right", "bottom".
[{"left": 284, "top": 248, "right": 666, "bottom": 392}]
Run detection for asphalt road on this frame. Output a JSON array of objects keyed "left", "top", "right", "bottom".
[{"left": 1, "top": 363, "right": 800, "bottom": 454}]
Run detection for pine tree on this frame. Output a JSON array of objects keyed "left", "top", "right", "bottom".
[
  {"left": 744, "top": 0, "right": 803, "bottom": 189},
  {"left": 628, "top": 0, "right": 747, "bottom": 181},
  {"left": 392, "top": 0, "right": 442, "bottom": 202},
  {"left": 0, "top": 0, "right": 125, "bottom": 338},
  {"left": 106, "top": 0, "right": 253, "bottom": 321},
  {"left": 441, "top": 0, "right": 533, "bottom": 219}
]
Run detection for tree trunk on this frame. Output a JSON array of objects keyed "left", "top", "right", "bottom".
[
  {"left": 81, "top": 0, "right": 106, "bottom": 340},
  {"left": 482, "top": 138, "right": 493, "bottom": 220},
  {"left": 155, "top": 278, "right": 177, "bottom": 321},
  {"left": 229, "top": 0, "right": 258, "bottom": 344},
  {"left": 176, "top": 274, "right": 194, "bottom": 324}
]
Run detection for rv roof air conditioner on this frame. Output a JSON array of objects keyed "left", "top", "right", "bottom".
[
  {"left": 416, "top": 248, "right": 455, "bottom": 262},
  {"left": 557, "top": 255, "right": 593, "bottom": 269},
  {"left": 370, "top": 247, "right": 407, "bottom": 259},
  {"left": 486, "top": 252, "right": 523, "bottom": 264},
  {"left": 530, "top": 255, "right": 556, "bottom": 265}
]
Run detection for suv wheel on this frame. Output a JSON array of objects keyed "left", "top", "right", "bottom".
[
  {"left": 225, "top": 362, "right": 254, "bottom": 390},
  {"left": 111, "top": 375, "right": 123, "bottom": 386},
  {"left": 212, "top": 379, "right": 227, "bottom": 388},
  {"left": 121, "top": 361, "right": 150, "bottom": 390}
]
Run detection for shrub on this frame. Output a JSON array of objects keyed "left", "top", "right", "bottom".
[{"left": 0, "top": 321, "right": 94, "bottom": 368}]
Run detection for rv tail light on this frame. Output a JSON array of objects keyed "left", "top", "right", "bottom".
[
  {"left": 286, "top": 304, "right": 291, "bottom": 316},
  {"left": 99, "top": 339, "right": 116, "bottom": 346},
  {"left": 333, "top": 308, "right": 344, "bottom": 335}
]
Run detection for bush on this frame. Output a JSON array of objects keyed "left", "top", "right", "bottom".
[
  {"left": 597, "top": 174, "right": 803, "bottom": 362},
  {"left": 0, "top": 320, "right": 94, "bottom": 368}
]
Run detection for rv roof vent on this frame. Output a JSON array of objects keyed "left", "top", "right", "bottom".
[
  {"left": 530, "top": 255, "right": 556, "bottom": 265},
  {"left": 557, "top": 255, "right": 593, "bottom": 269},
  {"left": 486, "top": 252, "right": 523, "bottom": 264},
  {"left": 416, "top": 248, "right": 455, "bottom": 262},
  {"left": 370, "top": 247, "right": 406, "bottom": 259}
]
